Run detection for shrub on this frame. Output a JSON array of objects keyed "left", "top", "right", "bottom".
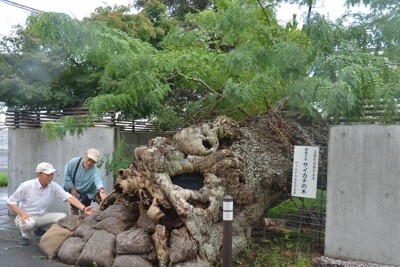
[{"left": 0, "top": 172, "right": 8, "bottom": 187}]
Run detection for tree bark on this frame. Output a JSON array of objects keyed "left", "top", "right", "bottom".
[
  {"left": 46, "top": 111, "right": 329, "bottom": 266},
  {"left": 104, "top": 111, "right": 329, "bottom": 264}
]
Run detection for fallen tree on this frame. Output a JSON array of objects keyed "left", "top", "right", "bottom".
[{"left": 39, "top": 111, "right": 329, "bottom": 267}]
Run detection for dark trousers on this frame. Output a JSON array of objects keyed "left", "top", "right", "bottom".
[{"left": 69, "top": 194, "right": 92, "bottom": 215}]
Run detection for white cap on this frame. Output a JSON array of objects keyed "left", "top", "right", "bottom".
[
  {"left": 36, "top": 162, "right": 57, "bottom": 174},
  {"left": 86, "top": 148, "right": 100, "bottom": 163}
]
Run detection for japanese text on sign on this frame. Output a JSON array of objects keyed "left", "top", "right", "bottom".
[{"left": 291, "top": 146, "right": 319, "bottom": 199}]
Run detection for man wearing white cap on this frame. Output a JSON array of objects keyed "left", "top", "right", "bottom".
[
  {"left": 62, "top": 148, "right": 107, "bottom": 215},
  {"left": 7, "top": 162, "right": 94, "bottom": 245}
]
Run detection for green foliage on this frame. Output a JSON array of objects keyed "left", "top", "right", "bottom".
[
  {"left": 32, "top": 254, "right": 48, "bottom": 260},
  {"left": 25, "top": 13, "right": 170, "bottom": 123},
  {"left": 303, "top": 13, "right": 340, "bottom": 55},
  {"left": 136, "top": 0, "right": 212, "bottom": 21},
  {"left": 99, "top": 138, "right": 134, "bottom": 179},
  {"left": 85, "top": 3, "right": 174, "bottom": 47},
  {"left": 41, "top": 116, "right": 94, "bottom": 141},
  {"left": 235, "top": 188, "right": 326, "bottom": 266},
  {"left": 0, "top": 172, "right": 7, "bottom": 187},
  {"left": 344, "top": 0, "right": 400, "bottom": 53},
  {"left": 234, "top": 236, "right": 315, "bottom": 267},
  {"left": 286, "top": 46, "right": 400, "bottom": 121},
  {"left": 2, "top": 0, "right": 400, "bottom": 132},
  {"left": 159, "top": 1, "right": 297, "bottom": 123},
  {"left": 153, "top": 109, "right": 183, "bottom": 129},
  {"left": 269, "top": 41, "right": 309, "bottom": 77},
  {"left": 184, "top": 0, "right": 280, "bottom": 49},
  {"left": 0, "top": 37, "right": 86, "bottom": 110},
  {"left": 267, "top": 189, "right": 326, "bottom": 219}
]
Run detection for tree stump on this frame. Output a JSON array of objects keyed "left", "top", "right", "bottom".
[{"left": 41, "top": 112, "right": 329, "bottom": 266}]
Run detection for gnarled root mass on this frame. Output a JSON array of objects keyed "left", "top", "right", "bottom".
[{"left": 40, "top": 112, "right": 328, "bottom": 267}]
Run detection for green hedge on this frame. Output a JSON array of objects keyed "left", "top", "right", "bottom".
[{"left": 0, "top": 172, "right": 7, "bottom": 187}]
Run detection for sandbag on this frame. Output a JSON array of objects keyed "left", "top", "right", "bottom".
[
  {"left": 57, "top": 236, "right": 86, "bottom": 265},
  {"left": 112, "top": 255, "right": 153, "bottom": 267},
  {"left": 96, "top": 203, "right": 138, "bottom": 222},
  {"left": 74, "top": 221, "right": 97, "bottom": 241},
  {"left": 169, "top": 227, "right": 198, "bottom": 264},
  {"left": 92, "top": 216, "right": 133, "bottom": 235},
  {"left": 115, "top": 228, "right": 153, "bottom": 255},
  {"left": 136, "top": 213, "right": 156, "bottom": 234},
  {"left": 171, "top": 256, "right": 209, "bottom": 267},
  {"left": 140, "top": 250, "right": 158, "bottom": 264},
  {"left": 39, "top": 224, "right": 73, "bottom": 259},
  {"left": 76, "top": 230, "right": 115, "bottom": 267},
  {"left": 58, "top": 215, "right": 83, "bottom": 231},
  {"left": 82, "top": 210, "right": 102, "bottom": 224}
]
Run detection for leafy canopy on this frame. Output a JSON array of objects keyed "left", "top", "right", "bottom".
[{"left": 1, "top": 0, "right": 400, "bottom": 133}]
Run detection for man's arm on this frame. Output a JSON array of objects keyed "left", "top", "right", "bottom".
[
  {"left": 54, "top": 180, "right": 88, "bottom": 212},
  {"left": 7, "top": 183, "right": 32, "bottom": 224},
  {"left": 7, "top": 203, "right": 31, "bottom": 224},
  {"left": 93, "top": 167, "right": 107, "bottom": 200}
]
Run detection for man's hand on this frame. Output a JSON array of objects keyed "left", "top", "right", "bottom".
[
  {"left": 99, "top": 188, "right": 106, "bottom": 200},
  {"left": 83, "top": 206, "right": 94, "bottom": 215},
  {"left": 20, "top": 213, "right": 32, "bottom": 224},
  {"left": 7, "top": 203, "right": 31, "bottom": 224}
]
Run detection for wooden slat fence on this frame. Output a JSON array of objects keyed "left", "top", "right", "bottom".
[
  {"left": 5, "top": 108, "right": 172, "bottom": 133},
  {"left": 5, "top": 100, "right": 400, "bottom": 132},
  {"left": 338, "top": 100, "right": 400, "bottom": 123}
]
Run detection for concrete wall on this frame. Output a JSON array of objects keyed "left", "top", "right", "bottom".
[
  {"left": 325, "top": 125, "right": 400, "bottom": 266},
  {"left": 8, "top": 127, "right": 118, "bottom": 214},
  {"left": 120, "top": 131, "right": 160, "bottom": 152}
]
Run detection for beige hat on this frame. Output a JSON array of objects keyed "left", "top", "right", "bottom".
[
  {"left": 86, "top": 148, "right": 100, "bottom": 163},
  {"left": 36, "top": 162, "right": 57, "bottom": 174}
]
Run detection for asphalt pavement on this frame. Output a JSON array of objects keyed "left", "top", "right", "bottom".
[{"left": 0, "top": 239, "right": 71, "bottom": 267}]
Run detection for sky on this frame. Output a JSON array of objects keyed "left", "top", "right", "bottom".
[
  {"left": 0, "top": 0, "right": 133, "bottom": 35},
  {"left": 0, "top": 0, "right": 368, "bottom": 36}
]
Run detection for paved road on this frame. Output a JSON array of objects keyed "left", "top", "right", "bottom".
[
  {"left": 0, "top": 239, "right": 73, "bottom": 267},
  {"left": 0, "top": 187, "right": 72, "bottom": 267},
  {"left": 0, "top": 149, "right": 7, "bottom": 171},
  {"left": 0, "top": 127, "right": 7, "bottom": 171},
  {"left": 0, "top": 128, "right": 7, "bottom": 151}
]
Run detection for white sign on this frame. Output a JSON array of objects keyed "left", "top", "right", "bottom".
[{"left": 291, "top": 146, "right": 319, "bottom": 199}]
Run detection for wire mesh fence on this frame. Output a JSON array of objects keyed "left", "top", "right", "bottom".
[{"left": 255, "top": 149, "right": 328, "bottom": 252}]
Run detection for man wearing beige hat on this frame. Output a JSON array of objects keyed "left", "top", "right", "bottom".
[
  {"left": 7, "top": 162, "right": 94, "bottom": 245},
  {"left": 62, "top": 148, "right": 107, "bottom": 215}
]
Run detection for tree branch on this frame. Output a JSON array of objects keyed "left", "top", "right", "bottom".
[
  {"left": 256, "top": 0, "right": 271, "bottom": 26},
  {"left": 161, "top": 72, "right": 251, "bottom": 117}
]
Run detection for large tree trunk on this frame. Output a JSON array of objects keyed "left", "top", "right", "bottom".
[{"left": 42, "top": 111, "right": 329, "bottom": 267}]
